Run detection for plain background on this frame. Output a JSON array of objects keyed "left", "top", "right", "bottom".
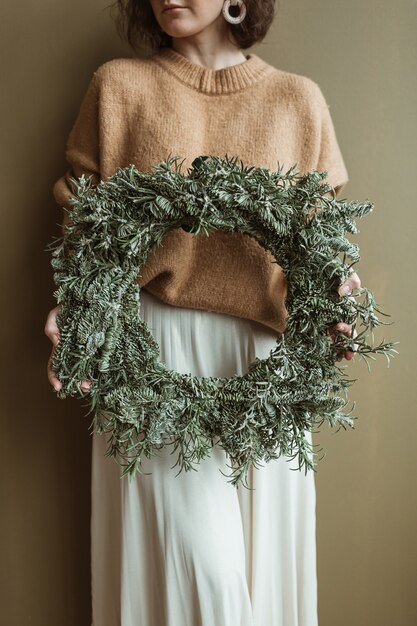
[{"left": 1, "top": 0, "right": 416, "bottom": 624}]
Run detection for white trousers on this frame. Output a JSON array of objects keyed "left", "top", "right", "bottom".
[{"left": 91, "top": 288, "right": 318, "bottom": 626}]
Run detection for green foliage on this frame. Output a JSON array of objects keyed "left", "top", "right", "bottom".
[{"left": 46, "top": 154, "right": 397, "bottom": 488}]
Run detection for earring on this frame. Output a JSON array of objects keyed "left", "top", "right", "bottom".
[{"left": 222, "top": 0, "right": 247, "bottom": 25}]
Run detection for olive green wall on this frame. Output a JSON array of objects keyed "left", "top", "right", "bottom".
[{"left": 1, "top": 1, "right": 415, "bottom": 624}]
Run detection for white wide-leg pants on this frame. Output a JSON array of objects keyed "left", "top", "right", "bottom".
[{"left": 91, "top": 288, "right": 318, "bottom": 626}]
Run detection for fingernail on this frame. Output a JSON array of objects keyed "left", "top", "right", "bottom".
[{"left": 340, "top": 285, "right": 352, "bottom": 296}]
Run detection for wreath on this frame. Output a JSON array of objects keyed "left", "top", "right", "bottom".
[{"left": 47, "top": 154, "right": 396, "bottom": 488}]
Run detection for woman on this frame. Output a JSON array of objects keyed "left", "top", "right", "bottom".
[{"left": 45, "top": 1, "right": 360, "bottom": 624}]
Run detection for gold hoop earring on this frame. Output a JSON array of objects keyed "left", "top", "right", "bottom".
[{"left": 222, "top": 0, "right": 247, "bottom": 25}]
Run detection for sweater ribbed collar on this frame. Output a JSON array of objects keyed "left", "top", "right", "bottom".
[{"left": 149, "top": 46, "right": 273, "bottom": 95}]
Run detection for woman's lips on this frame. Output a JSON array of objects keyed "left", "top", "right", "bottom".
[{"left": 163, "top": 7, "right": 186, "bottom": 13}]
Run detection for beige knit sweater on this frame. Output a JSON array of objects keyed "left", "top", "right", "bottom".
[{"left": 52, "top": 46, "right": 349, "bottom": 333}]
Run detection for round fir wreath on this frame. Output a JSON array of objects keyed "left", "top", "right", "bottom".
[{"left": 47, "top": 154, "right": 396, "bottom": 488}]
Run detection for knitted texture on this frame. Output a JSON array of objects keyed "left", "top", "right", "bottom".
[{"left": 52, "top": 47, "right": 349, "bottom": 333}]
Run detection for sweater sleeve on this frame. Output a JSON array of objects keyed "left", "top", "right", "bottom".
[
  {"left": 314, "top": 83, "right": 349, "bottom": 197},
  {"left": 52, "top": 70, "right": 101, "bottom": 233}
]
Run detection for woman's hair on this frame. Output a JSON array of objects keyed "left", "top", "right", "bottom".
[{"left": 110, "top": 0, "right": 278, "bottom": 53}]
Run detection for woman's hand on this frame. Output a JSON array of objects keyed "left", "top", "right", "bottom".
[
  {"left": 44, "top": 305, "right": 92, "bottom": 392},
  {"left": 327, "top": 271, "right": 361, "bottom": 361}
]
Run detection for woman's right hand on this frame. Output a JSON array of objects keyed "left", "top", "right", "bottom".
[{"left": 44, "top": 305, "right": 92, "bottom": 393}]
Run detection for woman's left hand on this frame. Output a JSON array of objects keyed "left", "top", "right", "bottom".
[{"left": 327, "top": 271, "right": 361, "bottom": 361}]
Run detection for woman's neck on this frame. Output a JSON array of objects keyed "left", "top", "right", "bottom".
[{"left": 170, "top": 37, "right": 246, "bottom": 70}]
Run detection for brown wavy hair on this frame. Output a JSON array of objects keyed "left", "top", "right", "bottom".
[{"left": 109, "top": 0, "right": 278, "bottom": 53}]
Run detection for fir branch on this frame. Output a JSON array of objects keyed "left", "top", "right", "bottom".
[{"left": 46, "top": 154, "right": 398, "bottom": 488}]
